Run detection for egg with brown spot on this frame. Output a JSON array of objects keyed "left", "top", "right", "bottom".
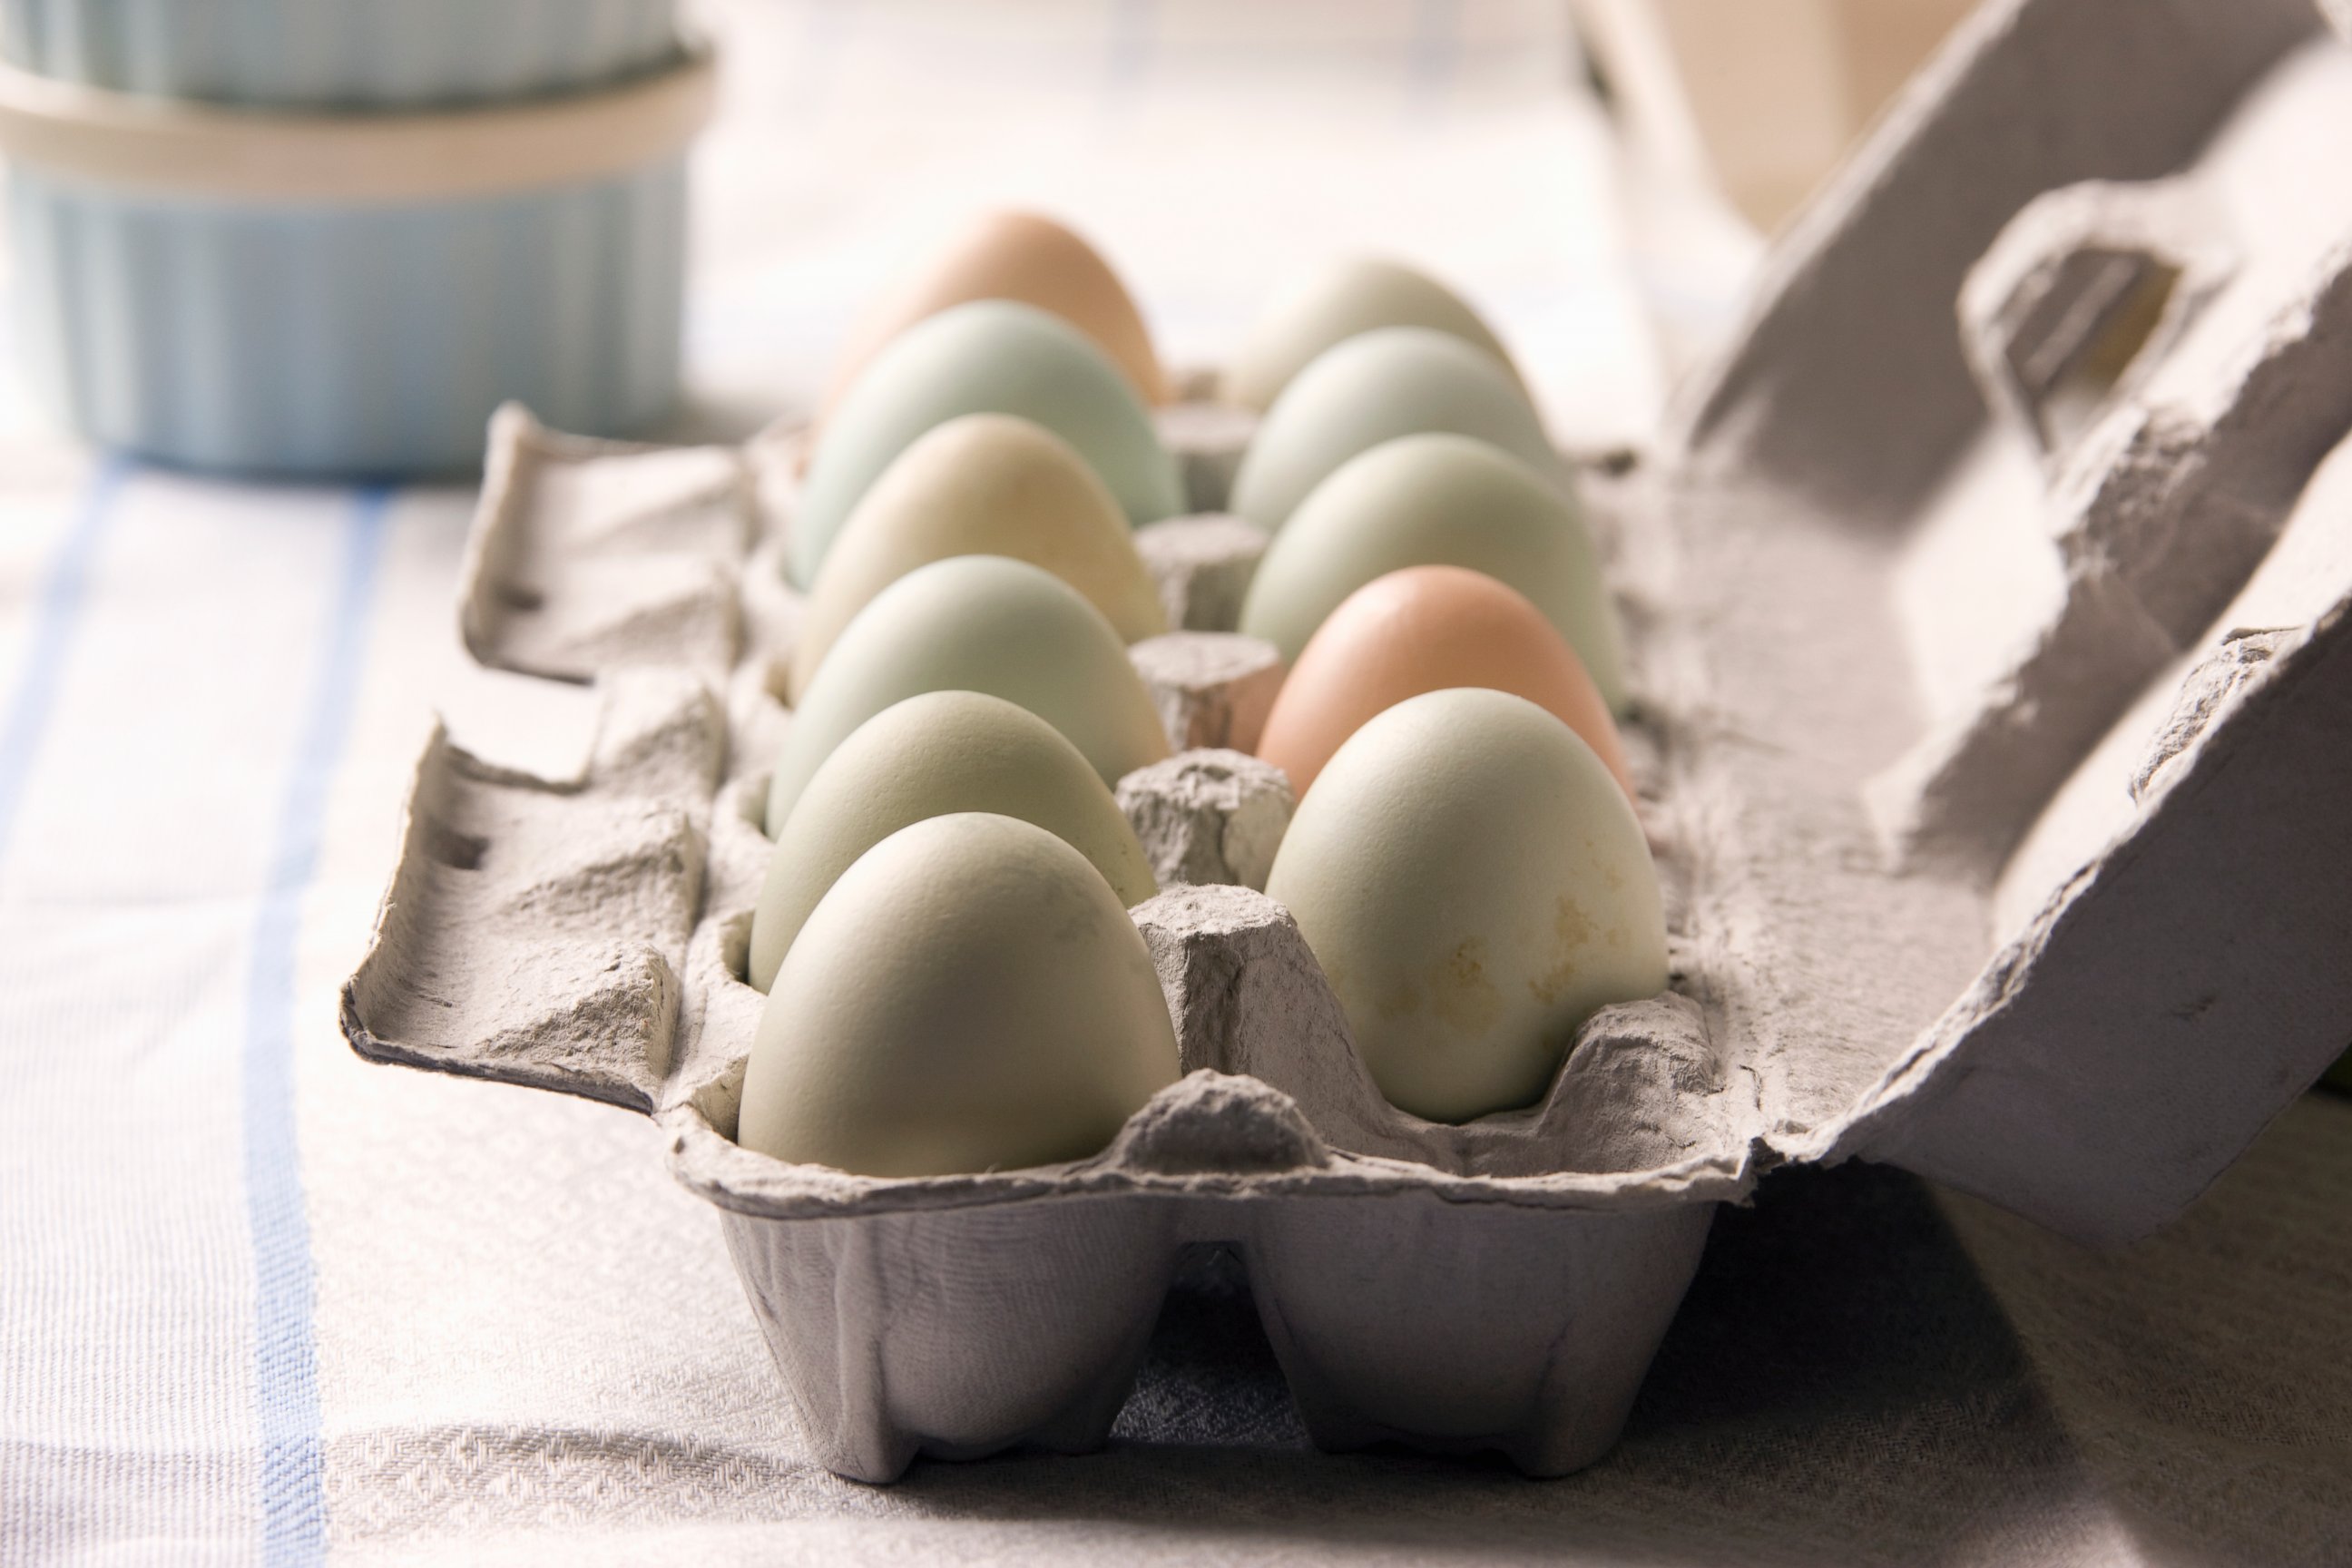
[{"left": 1263, "top": 688, "right": 1667, "bottom": 1123}]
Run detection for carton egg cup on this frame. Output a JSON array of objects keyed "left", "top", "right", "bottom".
[{"left": 343, "top": 0, "right": 2352, "bottom": 1485}]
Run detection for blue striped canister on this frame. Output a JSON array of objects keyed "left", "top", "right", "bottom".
[{"left": 0, "top": 0, "right": 706, "bottom": 475}]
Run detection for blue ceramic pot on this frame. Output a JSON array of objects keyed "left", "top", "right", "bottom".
[
  {"left": 0, "top": 0, "right": 700, "bottom": 475},
  {"left": 1, "top": 0, "right": 681, "bottom": 106}
]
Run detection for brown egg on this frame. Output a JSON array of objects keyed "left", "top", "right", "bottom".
[
  {"left": 1257, "top": 564, "right": 1635, "bottom": 803},
  {"left": 819, "top": 212, "right": 1170, "bottom": 433}
]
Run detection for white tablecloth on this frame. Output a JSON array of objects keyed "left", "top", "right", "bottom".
[{"left": 3, "top": 4, "right": 2346, "bottom": 1564}]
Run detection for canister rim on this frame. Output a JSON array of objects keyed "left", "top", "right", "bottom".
[{"left": 0, "top": 38, "right": 716, "bottom": 204}]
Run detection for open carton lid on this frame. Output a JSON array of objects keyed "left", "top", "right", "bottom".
[{"left": 1652, "top": 0, "right": 2352, "bottom": 1242}]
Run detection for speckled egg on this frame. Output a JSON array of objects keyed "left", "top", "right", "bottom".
[
  {"left": 1238, "top": 432, "right": 1628, "bottom": 710},
  {"left": 737, "top": 812, "right": 1181, "bottom": 1177},
  {"left": 788, "top": 414, "right": 1165, "bottom": 701},
  {"left": 1228, "top": 326, "right": 1559, "bottom": 532},
  {"left": 764, "top": 554, "right": 1171, "bottom": 835},
  {"left": 749, "top": 691, "right": 1157, "bottom": 992},
  {"left": 1264, "top": 688, "right": 1666, "bottom": 1124},
  {"left": 790, "top": 300, "right": 1184, "bottom": 588},
  {"left": 1227, "top": 257, "right": 1523, "bottom": 413},
  {"left": 1256, "top": 564, "right": 1632, "bottom": 801}
]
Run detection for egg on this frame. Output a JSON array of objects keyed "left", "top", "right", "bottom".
[
  {"left": 788, "top": 415, "right": 1166, "bottom": 701},
  {"left": 737, "top": 812, "right": 1181, "bottom": 1177},
  {"left": 819, "top": 211, "right": 1169, "bottom": 424},
  {"left": 790, "top": 300, "right": 1185, "bottom": 589},
  {"left": 1257, "top": 565, "right": 1633, "bottom": 802},
  {"left": 1264, "top": 688, "right": 1666, "bottom": 1124},
  {"left": 1239, "top": 433, "right": 1629, "bottom": 710},
  {"left": 1227, "top": 258, "right": 1523, "bottom": 413},
  {"left": 764, "top": 554, "right": 1171, "bottom": 835},
  {"left": 1228, "top": 326, "right": 1560, "bottom": 533},
  {"left": 749, "top": 691, "right": 1158, "bottom": 991}
]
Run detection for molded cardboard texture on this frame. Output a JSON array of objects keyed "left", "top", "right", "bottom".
[
  {"left": 345, "top": 690, "right": 1732, "bottom": 1481},
  {"left": 348, "top": 0, "right": 2352, "bottom": 1483}
]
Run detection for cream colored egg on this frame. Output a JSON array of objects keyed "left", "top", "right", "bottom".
[
  {"left": 764, "top": 554, "right": 1171, "bottom": 835},
  {"left": 1238, "top": 432, "right": 1628, "bottom": 711},
  {"left": 737, "top": 812, "right": 1182, "bottom": 1178},
  {"left": 1228, "top": 257, "right": 1524, "bottom": 413},
  {"left": 749, "top": 691, "right": 1158, "bottom": 992},
  {"left": 1228, "top": 326, "right": 1560, "bottom": 533},
  {"left": 1264, "top": 688, "right": 1666, "bottom": 1124},
  {"left": 790, "top": 300, "right": 1184, "bottom": 589},
  {"left": 788, "top": 414, "right": 1165, "bottom": 702}
]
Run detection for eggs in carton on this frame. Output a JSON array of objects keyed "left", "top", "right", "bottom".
[{"left": 353, "top": 0, "right": 2352, "bottom": 1483}]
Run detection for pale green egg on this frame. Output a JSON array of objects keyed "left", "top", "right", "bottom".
[
  {"left": 1238, "top": 432, "right": 1628, "bottom": 711},
  {"left": 1228, "top": 326, "right": 1561, "bottom": 532},
  {"left": 791, "top": 300, "right": 1185, "bottom": 588},
  {"left": 748, "top": 690, "right": 1157, "bottom": 992},
  {"left": 1227, "top": 257, "right": 1524, "bottom": 413},
  {"left": 737, "top": 812, "right": 1181, "bottom": 1177},
  {"left": 764, "top": 554, "right": 1171, "bottom": 835},
  {"left": 1264, "top": 688, "right": 1667, "bottom": 1125}
]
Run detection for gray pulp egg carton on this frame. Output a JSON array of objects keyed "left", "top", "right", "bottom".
[{"left": 344, "top": 0, "right": 2352, "bottom": 1484}]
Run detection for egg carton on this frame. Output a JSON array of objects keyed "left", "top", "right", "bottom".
[{"left": 345, "top": 0, "right": 2352, "bottom": 1483}]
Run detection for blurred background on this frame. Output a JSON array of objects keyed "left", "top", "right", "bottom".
[{"left": 0, "top": 0, "right": 1979, "bottom": 475}]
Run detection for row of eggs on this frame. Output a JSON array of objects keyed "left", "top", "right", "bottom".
[{"left": 736, "top": 214, "right": 1668, "bottom": 1178}]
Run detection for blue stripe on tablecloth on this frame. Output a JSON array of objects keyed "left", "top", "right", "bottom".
[
  {"left": 244, "top": 485, "right": 394, "bottom": 1568},
  {"left": 0, "top": 459, "right": 122, "bottom": 868}
]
